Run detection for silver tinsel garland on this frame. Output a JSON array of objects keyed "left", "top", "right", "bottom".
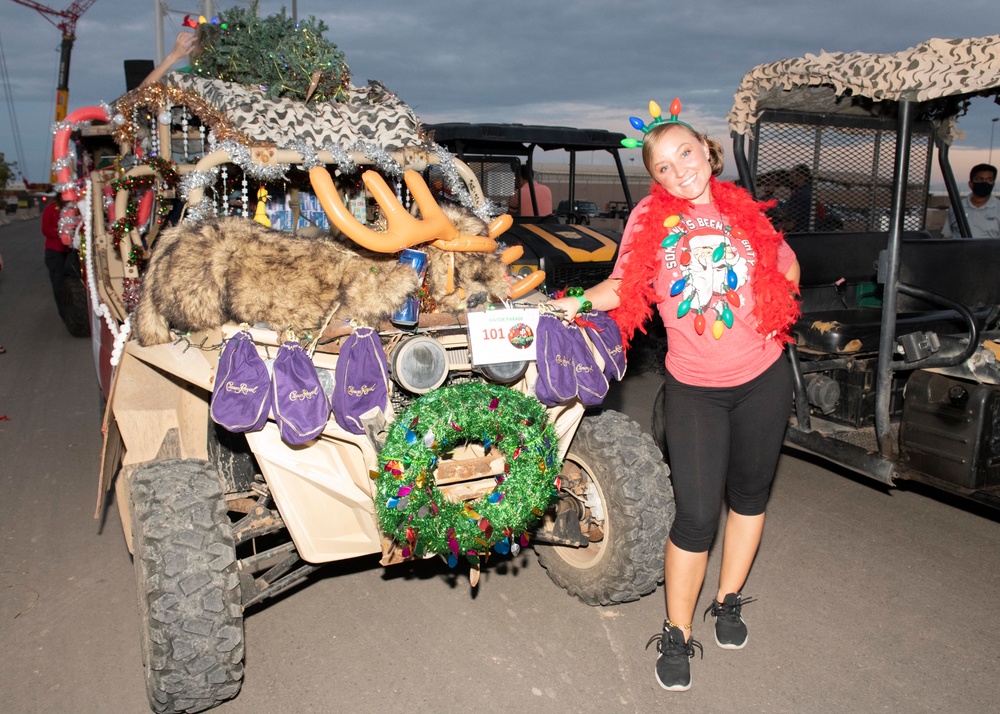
[
  {"left": 433, "top": 145, "right": 501, "bottom": 222},
  {"left": 49, "top": 101, "right": 115, "bottom": 137},
  {"left": 320, "top": 141, "right": 357, "bottom": 174},
  {"left": 178, "top": 167, "right": 220, "bottom": 222},
  {"left": 288, "top": 139, "right": 321, "bottom": 170},
  {"left": 219, "top": 139, "right": 291, "bottom": 182},
  {"left": 179, "top": 139, "right": 291, "bottom": 222},
  {"left": 351, "top": 141, "right": 402, "bottom": 177},
  {"left": 50, "top": 102, "right": 117, "bottom": 190},
  {"left": 51, "top": 154, "right": 75, "bottom": 173},
  {"left": 176, "top": 138, "right": 499, "bottom": 224}
]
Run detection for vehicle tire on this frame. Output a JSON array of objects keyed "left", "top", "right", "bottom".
[
  {"left": 207, "top": 422, "right": 258, "bottom": 493},
  {"left": 56, "top": 252, "right": 90, "bottom": 337},
  {"left": 536, "top": 410, "right": 674, "bottom": 605},
  {"left": 129, "top": 459, "right": 244, "bottom": 713},
  {"left": 57, "top": 275, "right": 91, "bottom": 337}
]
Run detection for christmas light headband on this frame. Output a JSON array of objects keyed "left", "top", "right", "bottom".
[{"left": 621, "top": 98, "right": 693, "bottom": 149}]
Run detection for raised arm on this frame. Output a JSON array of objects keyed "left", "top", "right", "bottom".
[{"left": 140, "top": 32, "right": 197, "bottom": 88}]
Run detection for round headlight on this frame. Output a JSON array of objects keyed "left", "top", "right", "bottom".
[
  {"left": 389, "top": 335, "right": 449, "bottom": 394},
  {"left": 476, "top": 360, "right": 529, "bottom": 385}
]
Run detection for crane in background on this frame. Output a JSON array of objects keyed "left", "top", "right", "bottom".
[{"left": 10, "top": 0, "right": 97, "bottom": 181}]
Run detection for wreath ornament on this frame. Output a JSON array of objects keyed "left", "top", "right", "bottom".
[
  {"left": 375, "top": 383, "right": 561, "bottom": 568},
  {"left": 109, "top": 156, "right": 180, "bottom": 250}
]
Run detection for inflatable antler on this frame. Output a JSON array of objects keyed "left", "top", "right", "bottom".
[
  {"left": 311, "top": 166, "right": 544, "bottom": 298},
  {"left": 310, "top": 167, "right": 498, "bottom": 253}
]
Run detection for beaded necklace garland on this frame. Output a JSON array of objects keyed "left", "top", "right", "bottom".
[{"left": 609, "top": 178, "right": 800, "bottom": 353}]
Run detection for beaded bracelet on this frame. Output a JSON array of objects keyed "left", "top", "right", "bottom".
[{"left": 566, "top": 286, "right": 592, "bottom": 313}]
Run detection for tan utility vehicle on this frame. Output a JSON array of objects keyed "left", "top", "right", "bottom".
[{"left": 62, "top": 74, "right": 674, "bottom": 713}]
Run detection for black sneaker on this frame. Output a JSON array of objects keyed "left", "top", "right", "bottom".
[
  {"left": 645, "top": 622, "right": 703, "bottom": 691},
  {"left": 704, "top": 592, "right": 755, "bottom": 649}
]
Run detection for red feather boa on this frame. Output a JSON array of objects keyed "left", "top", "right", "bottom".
[{"left": 609, "top": 178, "right": 800, "bottom": 352}]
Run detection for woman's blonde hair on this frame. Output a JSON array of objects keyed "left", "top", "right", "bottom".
[{"left": 640, "top": 122, "right": 725, "bottom": 178}]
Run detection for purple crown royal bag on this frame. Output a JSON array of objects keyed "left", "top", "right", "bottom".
[
  {"left": 331, "top": 327, "right": 390, "bottom": 435},
  {"left": 581, "top": 309, "right": 627, "bottom": 381},
  {"left": 271, "top": 340, "right": 331, "bottom": 445},
  {"left": 534, "top": 313, "right": 580, "bottom": 406},
  {"left": 570, "top": 324, "right": 610, "bottom": 407},
  {"left": 210, "top": 331, "right": 272, "bottom": 432}
]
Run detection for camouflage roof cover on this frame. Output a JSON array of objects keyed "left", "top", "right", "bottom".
[
  {"left": 169, "top": 73, "right": 431, "bottom": 150},
  {"left": 727, "top": 35, "right": 1000, "bottom": 142}
]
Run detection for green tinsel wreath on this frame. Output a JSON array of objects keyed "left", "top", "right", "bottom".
[{"left": 375, "top": 383, "right": 561, "bottom": 566}]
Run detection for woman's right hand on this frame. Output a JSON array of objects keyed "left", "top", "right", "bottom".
[{"left": 169, "top": 32, "right": 197, "bottom": 62}]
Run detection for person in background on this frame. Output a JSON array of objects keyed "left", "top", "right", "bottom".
[
  {"left": 941, "top": 163, "right": 1000, "bottom": 238},
  {"left": 42, "top": 195, "right": 69, "bottom": 306},
  {"left": 545, "top": 107, "right": 800, "bottom": 693},
  {"left": 781, "top": 164, "right": 815, "bottom": 232},
  {"left": 510, "top": 165, "right": 552, "bottom": 217}
]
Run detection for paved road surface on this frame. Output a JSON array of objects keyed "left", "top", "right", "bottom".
[{"left": 1, "top": 217, "right": 998, "bottom": 714}]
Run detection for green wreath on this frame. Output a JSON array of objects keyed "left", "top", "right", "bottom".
[{"left": 375, "top": 383, "right": 561, "bottom": 566}]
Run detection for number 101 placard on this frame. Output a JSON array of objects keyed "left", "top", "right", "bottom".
[{"left": 466, "top": 309, "right": 539, "bottom": 365}]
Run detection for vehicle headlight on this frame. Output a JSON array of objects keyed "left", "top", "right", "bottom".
[
  {"left": 389, "top": 335, "right": 449, "bottom": 394},
  {"left": 475, "top": 360, "right": 529, "bottom": 385}
]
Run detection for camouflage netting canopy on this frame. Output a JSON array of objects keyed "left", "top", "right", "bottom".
[
  {"left": 727, "top": 34, "right": 1000, "bottom": 143},
  {"left": 169, "top": 73, "right": 431, "bottom": 150}
]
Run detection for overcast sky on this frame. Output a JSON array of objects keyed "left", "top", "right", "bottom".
[{"left": 1, "top": 0, "right": 998, "bottom": 186}]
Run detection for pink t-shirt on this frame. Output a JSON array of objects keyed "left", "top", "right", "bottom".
[{"left": 611, "top": 197, "right": 796, "bottom": 387}]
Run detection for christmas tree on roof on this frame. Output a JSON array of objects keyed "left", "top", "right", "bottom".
[{"left": 190, "top": 1, "right": 350, "bottom": 104}]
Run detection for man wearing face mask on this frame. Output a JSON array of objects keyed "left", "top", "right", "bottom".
[{"left": 942, "top": 164, "right": 1000, "bottom": 238}]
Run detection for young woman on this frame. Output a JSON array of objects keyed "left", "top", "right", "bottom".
[{"left": 547, "top": 107, "right": 800, "bottom": 692}]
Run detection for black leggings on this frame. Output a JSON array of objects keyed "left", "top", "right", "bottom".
[{"left": 661, "top": 356, "right": 792, "bottom": 553}]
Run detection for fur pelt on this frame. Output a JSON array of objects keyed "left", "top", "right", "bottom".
[
  {"left": 421, "top": 202, "right": 512, "bottom": 312},
  {"left": 134, "top": 216, "right": 420, "bottom": 345}
]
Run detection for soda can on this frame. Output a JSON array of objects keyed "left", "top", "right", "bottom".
[{"left": 391, "top": 248, "right": 428, "bottom": 327}]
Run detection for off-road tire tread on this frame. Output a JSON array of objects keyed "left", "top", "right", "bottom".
[
  {"left": 537, "top": 410, "right": 674, "bottom": 605},
  {"left": 130, "top": 459, "right": 244, "bottom": 713},
  {"left": 57, "top": 275, "right": 91, "bottom": 337}
]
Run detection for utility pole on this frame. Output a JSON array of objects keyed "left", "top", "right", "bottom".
[
  {"left": 155, "top": 0, "right": 164, "bottom": 64},
  {"left": 990, "top": 118, "right": 998, "bottom": 166}
]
